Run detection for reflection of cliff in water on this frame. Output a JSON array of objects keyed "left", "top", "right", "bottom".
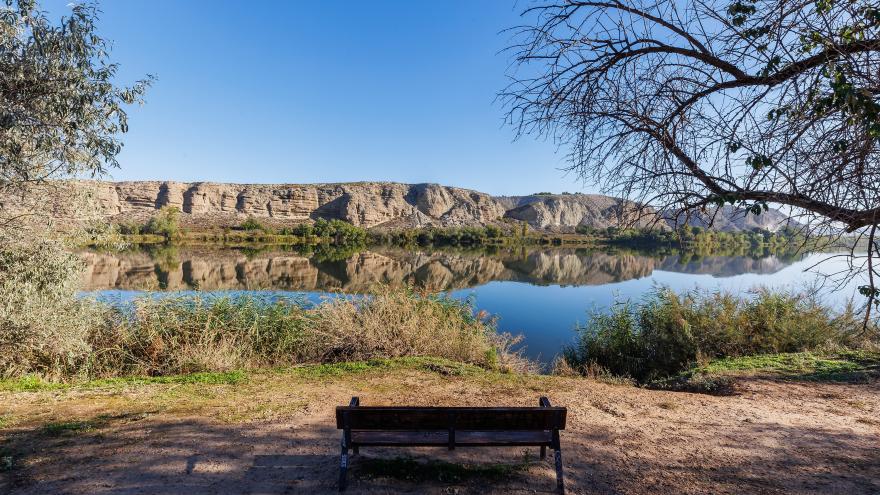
[
  {"left": 78, "top": 246, "right": 800, "bottom": 292},
  {"left": 656, "top": 254, "right": 795, "bottom": 277}
]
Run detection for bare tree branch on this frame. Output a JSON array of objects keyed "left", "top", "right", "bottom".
[{"left": 502, "top": 0, "right": 880, "bottom": 318}]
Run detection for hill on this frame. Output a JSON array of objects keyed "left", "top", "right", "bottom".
[{"left": 3, "top": 181, "right": 799, "bottom": 233}]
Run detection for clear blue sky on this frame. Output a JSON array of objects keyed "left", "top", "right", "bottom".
[{"left": 45, "top": 0, "right": 589, "bottom": 196}]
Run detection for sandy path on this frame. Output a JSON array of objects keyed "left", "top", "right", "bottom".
[{"left": 1, "top": 370, "right": 878, "bottom": 494}]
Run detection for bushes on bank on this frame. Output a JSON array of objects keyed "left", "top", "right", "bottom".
[
  {"left": 238, "top": 216, "right": 269, "bottom": 232},
  {"left": 97, "top": 295, "right": 312, "bottom": 375},
  {"left": 0, "top": 242, "right": 106, "bottom": 379},
  {"left": 1, "top": 275, "right": 524, "bottom": 379},
  {"left": 116, "top": 220, "right": 143, "bottom": 235},
  {"left": 142, "top": 206, "right": 181, "bottom": 239},
  {"left": 562, "top": 287, "right": 868, "bottom": 382},
  {"left": 308, "top": 287, "right": 512, "bottom": 367},
  {"left": 313, "top": 218, "right": 368, "bottom": 245},
  {"left": 372, "top": 226, "right": 508, "bottom": 247},
  {"left": 115, "top": 206, "right": 181, "bottom": 238}
]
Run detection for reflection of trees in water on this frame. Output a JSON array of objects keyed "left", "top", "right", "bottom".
[{"left": 78, "top": 244, "right": 804, "bottom": 293}]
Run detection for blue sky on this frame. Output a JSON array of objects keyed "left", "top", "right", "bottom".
[{"left": 45, "top": 0, "right": 588, "bottom": 196}]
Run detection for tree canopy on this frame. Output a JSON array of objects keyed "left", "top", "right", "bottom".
[{"left": 0, "top": 0, "right": 151, "bottom": 195}]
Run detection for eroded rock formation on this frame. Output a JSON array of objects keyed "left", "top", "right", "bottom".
[
  {"left": 500, "top": 194, "right": 662, "bottom": 231},
  {"left": 43, "top": 181, "right": 505, "bottom": 229},
  {"left": 6, "top": 180, "right": 797, "bottom": 232}
]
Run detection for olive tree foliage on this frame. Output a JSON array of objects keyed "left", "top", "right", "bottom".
[
  {"left": 0, "top": 241, "right": 107, "bottom": 378},
  {"left": 0, "top": 0, "right": 152, "bottom": 237},
  {"left": 0, "top": 0, "right": 149, "bottom": 378},
  {"left": 502, "top": 0, "right": 880, "bottom": 322}
]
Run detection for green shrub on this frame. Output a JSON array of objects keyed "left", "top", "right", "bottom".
[
  {"left": 276, "top": 226, "right": 316, "bottom": 236},
  {"left": 238, "top": 216, "right": 269, "bottom": 232},
  {"left": 143, "top": 206, "right": 180, "bottom": 239},
  {"left": 0, "top": 242, "right": 106, "bottom": 379},
  {"left": 291, "top": 223, "right": 314, "bottom": 237},
  {"left": 563, "top": 287, "right": 867, "bottom": 382},
  {"left": 116, "top": 220, "right": 142, "bottom": 235},
  {"left": 313, "top": 219, "right": 367, "bottom": 246},
  {"left": 575, "top": 225, "right": 598, "bottom": 236},
  {"left": 485, "top": 225, "right": 503, "bottom": 238}
]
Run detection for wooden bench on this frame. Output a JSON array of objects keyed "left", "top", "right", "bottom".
[{"left": 335, "top": 397, "right": 567, "bottom": 493}]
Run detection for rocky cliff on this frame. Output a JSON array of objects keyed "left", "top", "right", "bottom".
[
  {"left": 5, "top": 180, "right": 797, "bottom": 232},
  {"left": 662, "top": 205, "right": 799, "bottom": 233},
  {"left": 32, "top": 181, "right": 505, "bottom": 229},
  {"left": 499, "top": 194, "right": 663, "bottom": 232}
]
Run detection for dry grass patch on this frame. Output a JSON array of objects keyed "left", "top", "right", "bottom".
[{"left": 4, "top": 284, "right": 534, "bottom": 381}]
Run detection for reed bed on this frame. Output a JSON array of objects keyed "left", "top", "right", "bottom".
[{"left": 562, "top": 286, "right": 876, "bottom": 382}]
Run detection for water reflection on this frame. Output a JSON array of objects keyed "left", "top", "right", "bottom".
[{"left": 79, "top": 245, "right": 804, "bottom": 292}]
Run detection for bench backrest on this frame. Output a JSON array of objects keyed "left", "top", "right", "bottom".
[{"left": 336, "top": 404, "right": 567, "bottom": 431}]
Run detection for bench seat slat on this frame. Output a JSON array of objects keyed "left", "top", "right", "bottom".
[
  {"left": 456, "top": 430, "right": 552, "bottom": 445},
  {"left": 351, "top": 430, "right": 445, "bottom": 446},
  {"left": 350, "top": 430, "right": 552, "bottom": 447}
]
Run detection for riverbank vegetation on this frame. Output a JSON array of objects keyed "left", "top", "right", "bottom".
[
  {"left": 591, "top": 224, "right": 806, "bottom": 249},
  {"left": 107, "top": 206, "right": 817, "bottom": 259},
  {"left": 560, "top": 287, "right": 879, "bottom": 389},
  {"left": 0, "top": 248, "right": 529, "bottom": 380},
  {"left": 6, "top": 236, "right": 877, "bottom": 389}
]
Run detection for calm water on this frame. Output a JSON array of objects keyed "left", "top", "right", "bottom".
[{"left": 79, "top": 245, "right": 864, "bottom": 364}]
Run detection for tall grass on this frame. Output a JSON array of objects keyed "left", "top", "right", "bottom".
[
  {"left": 562, "top": 287, "right": 873, "bottom": 382},
  {"left": 1, "top": 254, "right": 528, "bottom": 380},
  {"left": 86, "top": 287, "right": 522, "bottom": 378},
  {"left": 1, "top": 241, "right": 528, "bottom": 380},
  {"left": 308, "top": 288, "right": 507, "bottom": 366},
  {"left": 94, "top": 295, "right": 312, "bottom": 376}
]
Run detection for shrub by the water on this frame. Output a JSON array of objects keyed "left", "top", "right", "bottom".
[
  {"left": 313, "top": 219, "right": 368, "bottom": 246},
  {"left": 307, "top": 287, "right": 515, "bottom": 367},
  {"left": 238, "top": 216, "right": 269, "bottom": 232},
  {"left": 372, "top": 226, "right": 508, "bottom": 247},
  {"left": 95, "top": 295, "right": 311, "bottom": 375},
  {"left": 142, "top": 206, "right": 181, "bottom": 239},
  {"left": 562, "top": 287, "right": 868, "bottom": 382},
  {"left": 0, "top": 242, "right": 106, "bottom": 379},
  {"left": 1, "top": 265, "right": 527, "bottom": 379}
]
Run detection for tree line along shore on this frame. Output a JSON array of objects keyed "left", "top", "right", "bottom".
[{"left": 100, "top": 205, "right": 816, "bottom": 256}]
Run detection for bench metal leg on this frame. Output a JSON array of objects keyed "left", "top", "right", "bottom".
[
  {"left": 554, "top": 449, "right": 565, "bottom": 494},
  {"left": 339, "top": 441, "right": 349, "bottom": 491},
  {"left": 340, "top": 404, "right": 356, "bottom": 491},
  {"left": 540, "top": 445, "right": 546, "bottom": 459}
]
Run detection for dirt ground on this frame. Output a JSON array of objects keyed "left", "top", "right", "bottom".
[{"left": 1, "top": 364, "right": 878, "bottom": 495}]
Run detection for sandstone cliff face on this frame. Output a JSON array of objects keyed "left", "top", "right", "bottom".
[
  {"left": 500, "top": 194, "right": 664, "bottom": 232},
  {"left": 12, "top": 181, "right": 795, "bottom": 232},
  {"left": 662, "top": 205, "right": 799, "bottom": 233},
  {"left": 45, "top": 181, "right": 506, "bottom": 229}
]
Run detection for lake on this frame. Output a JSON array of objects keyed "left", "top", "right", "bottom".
[{"left": 78, "top": 245, "right": 864, "bottom": 365}]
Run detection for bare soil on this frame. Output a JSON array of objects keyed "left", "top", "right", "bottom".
[{"left": 1, "top": 365, "right": 878, "bottom": 494}]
